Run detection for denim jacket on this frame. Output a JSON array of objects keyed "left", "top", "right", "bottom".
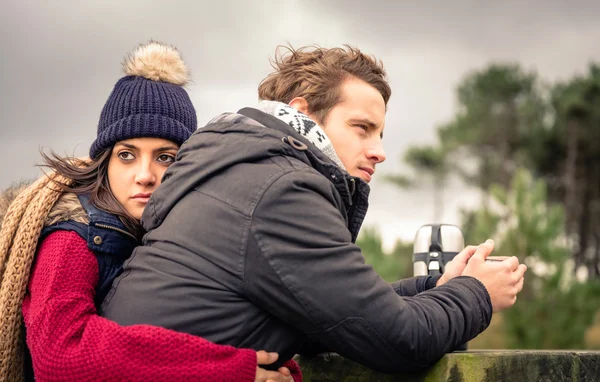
[{"left": 39, "top": 193, "right": 139, "bottom": 308}]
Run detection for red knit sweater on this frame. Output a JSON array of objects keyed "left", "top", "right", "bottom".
[{"left": 22, "top": 230, "right": 302, "bottom": 381}]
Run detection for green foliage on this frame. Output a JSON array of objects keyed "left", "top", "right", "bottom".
[
  {"left": 398, "top": 60, "right": 600, "bottom": 278},
  {"left": 356, "top": 227, "right": 413, "bottom": 283},
  {"left": 460, "top": 207, "right": 501, "bottom": 246},
  {"left": 382, "top": 174, "right": 413, "bottom": 189},
  {"left": 403, "top": 146, "right": 447, "bottom": 175},
  {"left": 384, "top": 145, "right": 449, "bottom": 222},
  {"left": 437, "top": 64, "right": 548, "bottom": 191},
  {"left": 386, "top": 60, "right": 600, "bottom": 348},
  {"left": 463, "top": 168, "right": 600, "bottom": 349},
  {"left": 450, "top": 63, "right": 600, "bottom": 277},
  {"left": 383, "top": 145, "right": 448, "bottom": 189},
  {"left": 535, "top": 65, "right": 600, "bottom": 277}
]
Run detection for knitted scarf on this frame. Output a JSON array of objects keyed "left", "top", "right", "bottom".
[
  {"left": 254, "top": 100, "right": 346, "bottom": 170},
  {"left": 0, "top": 173, "right": 71, "bottom": 381}
]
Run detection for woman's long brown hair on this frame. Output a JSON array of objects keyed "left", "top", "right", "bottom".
[{"left": 40, "top": 149, "right": 144, "bottom": 241}]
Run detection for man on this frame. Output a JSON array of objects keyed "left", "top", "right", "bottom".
[{"left": 102, "top": 45, "right": 527, "bottom": 373}]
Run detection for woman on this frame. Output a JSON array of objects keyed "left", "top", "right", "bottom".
[{"left": 0, "top": 41, "right": 300, "bottom": 382}]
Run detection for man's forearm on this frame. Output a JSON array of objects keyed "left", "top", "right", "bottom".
[{"left": 391, "top": 275, "right": 441, "bottom": 296}]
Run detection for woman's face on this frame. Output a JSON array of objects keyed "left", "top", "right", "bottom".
[{"left": 107, "top": 137, "right": 179, "bottom": 220}]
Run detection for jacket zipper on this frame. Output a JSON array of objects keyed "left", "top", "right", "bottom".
[{"left": 95, "top": 223, "right": 137, "bottom": 241}]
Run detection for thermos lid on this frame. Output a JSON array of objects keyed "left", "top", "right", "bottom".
[{"left": 413, "top": 224, "right": 464, "bottom": 253}]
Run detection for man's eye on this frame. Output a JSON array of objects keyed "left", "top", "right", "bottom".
[{"left": 118, "top": 152, "right": 134, "bottom": 160}]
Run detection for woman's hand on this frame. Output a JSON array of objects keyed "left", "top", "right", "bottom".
[{"left": 255, "top": 350, "right": 294, "bottom": 382}]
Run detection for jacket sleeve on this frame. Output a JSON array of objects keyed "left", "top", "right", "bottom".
[
  {"left": 245, "top": 170, "right": 492, "bottom": 373},
  {"left": 22, "top": 230, "right": 258, "bottom": 381},
  {"left": 391, "top": 274, "right": 441, "bottom": 296}
]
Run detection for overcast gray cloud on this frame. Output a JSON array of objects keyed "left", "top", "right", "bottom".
[{"left": 2, "top": 0, "right": 599, "bottom": 247}]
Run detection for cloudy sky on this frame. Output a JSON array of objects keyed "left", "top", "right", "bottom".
[{"left": 2, "top": 0, "right": 599, "bottom": 248}]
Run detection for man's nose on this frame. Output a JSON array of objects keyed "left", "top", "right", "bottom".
[{"left": 367, "top": 141, "right": 386, "bottom": 164}]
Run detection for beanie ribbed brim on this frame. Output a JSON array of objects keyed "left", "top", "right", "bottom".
[{"left": 89, "top": 114, "right": 192, "bottom": 159}]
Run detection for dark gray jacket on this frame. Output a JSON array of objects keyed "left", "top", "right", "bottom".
[{"left": 102, "top": 108, "right": 492, "bottom": 373}]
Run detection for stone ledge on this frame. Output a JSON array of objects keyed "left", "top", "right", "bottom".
[{"left": 295, "top": 350, "right": 600, "bottom": 381}]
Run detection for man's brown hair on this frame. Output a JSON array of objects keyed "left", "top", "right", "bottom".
[{"left": 258, "top": 45, "right": 391, "bottom": 124}]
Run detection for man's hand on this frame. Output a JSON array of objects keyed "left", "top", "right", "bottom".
[
  {"left": 462, "top": 239, "right": 527, "bottom": 312},
  {"left": 255, "top": 351, "right": 294, "bottom": 382},
  {"left": 436, "top": 245, "right": 479, "bottom": 286}
]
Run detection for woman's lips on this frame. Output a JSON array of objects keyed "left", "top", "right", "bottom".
[{"left": 132, "top": 193, "right": 152, "bottom": 203}]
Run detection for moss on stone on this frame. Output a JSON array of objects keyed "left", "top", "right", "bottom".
[{"left": 296, "top": 350, "right": 600, "bottom": 381}]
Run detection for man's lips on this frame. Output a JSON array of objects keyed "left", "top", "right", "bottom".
[
  {"left": 359, "top": 167, "right": 374, "bottom": 176},
  {"left": 358, "top": 167, "right": 374, "bottom": 182}
]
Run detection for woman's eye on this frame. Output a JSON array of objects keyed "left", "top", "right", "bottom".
[
  {"left": 118, "top": 151, "right": 134, "bottom": 160},
  {"left": 157, "top": 154, "right": 176, "bottom": 164}
]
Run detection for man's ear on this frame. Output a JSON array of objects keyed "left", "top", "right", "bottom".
[{"left": 289, "top": 97, "right": 310, "bottom": 115}]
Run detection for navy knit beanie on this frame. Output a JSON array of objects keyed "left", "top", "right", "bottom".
[{"left": 89, "top": 41, "right": 197, "bottom": 159}]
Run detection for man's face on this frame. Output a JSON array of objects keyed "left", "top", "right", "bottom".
[{"left": 314, "top": 78, "right": 387, "bottom": 183}]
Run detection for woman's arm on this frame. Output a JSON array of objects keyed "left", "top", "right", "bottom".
[{"left": 23, "top": 230, "right": 265, "bottom": 381}]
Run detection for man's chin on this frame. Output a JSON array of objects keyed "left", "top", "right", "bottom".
[{"left": 355, "top": 169, "right": 372, "bottom": 183}]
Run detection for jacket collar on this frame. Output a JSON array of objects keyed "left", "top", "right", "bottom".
[
  {"left": 77, "top": 193, "right": 138, "bottom": 254},
  {"left": 238, "top": 108, "right": 370, "bottom": 242}
]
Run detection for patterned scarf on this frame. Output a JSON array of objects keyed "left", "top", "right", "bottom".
[{"left": 254, "top": 100, "right": 346, "bottom": 170}]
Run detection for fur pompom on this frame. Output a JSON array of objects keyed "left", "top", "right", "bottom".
[{"left": 122, "top": 40, "right": 190, "bottom": 85}]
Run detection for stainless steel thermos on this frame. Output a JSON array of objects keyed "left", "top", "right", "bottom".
[
  {"left": 413, "top": 224, "right": 468, "bottom": 350},
  {"left": 413, "top": 224, "right": 465, "bottom": 277}
]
